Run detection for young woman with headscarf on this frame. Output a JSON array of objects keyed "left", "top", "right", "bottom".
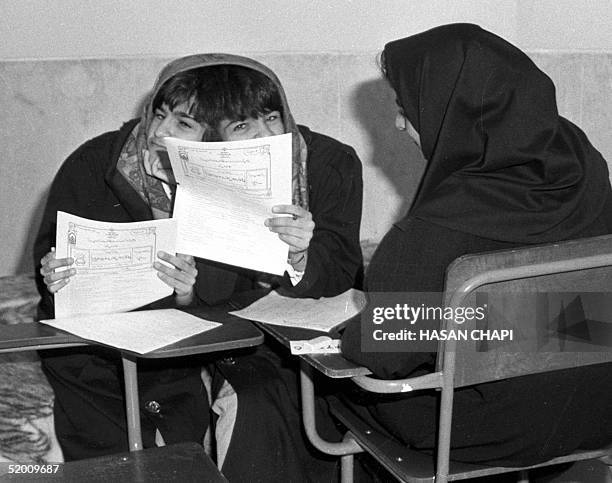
[
  {"left": 34, "top": 54, "right": 363, "bottom": 462},
  {"left": 341, "top": 24, "right": 612, "bottom": 467}
]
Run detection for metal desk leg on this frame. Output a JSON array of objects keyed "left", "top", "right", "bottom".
[{"left": 121, "top": 353, "right": 143, "bottom": 451}]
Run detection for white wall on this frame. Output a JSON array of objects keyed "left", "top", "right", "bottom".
[
  {"left": 2, "top": 0, "right": 516, "bottom": 59},
  {"left": 516, "top": 0, "right": 612, "bottom": 51},
  {"left": 2, "top": 0, "right": 609, "bottom": 62}
]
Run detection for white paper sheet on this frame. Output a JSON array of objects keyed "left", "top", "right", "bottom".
[
  {"left": 164, "top": 134, "right": 293, "bottom": 275},
  {"left": 230, "top": 289, "right": 367, "bottom": 332},
  {"left": 54, "top": 211, "right": 177, "bottom": 318},
  {"left": 40, "top": 309, "right": 220, "bottom": 354},
  {"left": 289, "top": 336, "right": 341, "bottom": 355}
]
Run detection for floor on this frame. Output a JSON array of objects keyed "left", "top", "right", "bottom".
[
  {"left": 448, "top": 460, "right": 611, "bottom": 483},
  {"left": 528, "top": 461, "right": 611, "bottom": 483},
  {"left": 359, "top": 457, "right": 611, "bottom": 482}
]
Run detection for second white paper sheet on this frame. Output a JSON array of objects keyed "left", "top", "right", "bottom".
[
  {"left": 230, "top": 289, "right": 367, "bottom": 332},
  {"left": 165, "top": 133, "right": 293, "bottom": 275},
  {"left": 54, "top": 211, "right": 177, "bottom": 318}
]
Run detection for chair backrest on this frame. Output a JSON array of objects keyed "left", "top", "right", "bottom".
[{"left": 439, "top": 233, "right": 612, "bottom": 388}]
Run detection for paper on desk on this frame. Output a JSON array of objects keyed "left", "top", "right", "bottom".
[
  {"left": 54, "top": 211, "right": 177, "bottom": 318},
  {"left": 230, "top": 289, "right": 367, "bottom": 332},
  {"left": 290, "top": 336, "right": 341, "bottom": 355},
  {"left": 164, "top": 134, "right": 292, "bottom": 275},
  {"left": 40, "top": 309, "right": 220, "bottom": 354}
]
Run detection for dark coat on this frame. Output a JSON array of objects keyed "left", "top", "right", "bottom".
[
  {"left": 34, "top": 119, "right": 363, "bottom": 460},
  {"left": 341, "top": 215, "right": 612, "bottom": 466}
]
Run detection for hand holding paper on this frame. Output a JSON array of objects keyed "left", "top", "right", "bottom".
[
  {"left": 39, "top": 248, "right": 75, "bottom": 293},
  {"left": 266, "top": 204, "right": 314, "bottom": 269},
  {"left": 53, "top": 211, "right": 178, "bottom": 318},
  {"left": 154, "top": 251, "right": 197, "bottom": 304}
]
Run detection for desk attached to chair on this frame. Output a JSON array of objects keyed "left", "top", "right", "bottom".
[
  {"left": 0, "top": 306, "right": 263, "bottom": 461},
  {"left": 257, "top": 234, "right": 612, "bottom": 483},
  {"left": 254, "top": 322, "right": 370, "bottom": 378}
]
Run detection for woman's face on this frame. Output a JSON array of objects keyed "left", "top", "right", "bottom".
[{"left": 145, "top": 101, "right": 207, "bottom": 184}]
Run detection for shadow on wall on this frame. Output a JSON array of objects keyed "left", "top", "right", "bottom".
[{"left": 351, "top": 77, "right": 426, "bottom": 228}]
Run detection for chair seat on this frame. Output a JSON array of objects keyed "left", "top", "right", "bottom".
[
  {"left": 328, "top": 396, "right": 611, "bottom": 482},
  {"left": 6, "top": 443, "right": 227, "bottom": 482}
]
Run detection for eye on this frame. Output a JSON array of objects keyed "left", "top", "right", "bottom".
[
  {"left": 265, "top": 111, "right": 281, "bottom": 122},
  {"left": 233, "top": 122, "right": 248, "bottom": 132},
  {"left": 154, "top": 109, "right": 165, "bottom": 120},
  {"left": 175, "top": 115, "right": 201, "bottom": 130}
]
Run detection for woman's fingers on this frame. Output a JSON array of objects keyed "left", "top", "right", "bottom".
[
  {"left": 41, "top": 256, "right": 74, "bottom": 272},
  {"left": 46, "top": 277, "right": 71, "bottom": 294},
  {"left": 154, "top": 252, "right": 197, "bottom": 296},
  {"left": 43, "top": 266, "right": 75, "bottom": 284},
  {"left": 266, "top": 205, "right": 315, "bottom": 252},
  {"left": 40, "top": 249, "right": 75, "bottom": 293}
]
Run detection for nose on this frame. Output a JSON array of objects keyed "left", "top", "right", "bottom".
[
  {"left": 253, "top": 118, "right": 274, "bottom": 138},
  {"left": 154, "top": 117, "right": 174, "bottom": 138},
  {"left": 395, "top": 112, "right": 407, "bottom": 131}
]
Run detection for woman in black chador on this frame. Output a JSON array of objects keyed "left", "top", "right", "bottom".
[{"left": 341, "top": 23, "right": 612, "bottom": 466}]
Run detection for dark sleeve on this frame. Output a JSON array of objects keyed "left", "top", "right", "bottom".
[
  {"left": 341, "top": 315, "right": 437, "bottom": 379},
  {"left": 35, "top": 147, "right": 95, "bottom": 320},
  {"left": 279, "top": 134, "right": 363, "bottom": 298},
  {"left": 33, "top": 132, "right": 125, "bottom": 320},
  {"left": 191, "top": 259, "right": 258, "bottom": 306},
  {"left": 340, "top": 218, "right": 518, "bottom": 379}
]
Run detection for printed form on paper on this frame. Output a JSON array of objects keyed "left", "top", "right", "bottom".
[
  {"left": 164, "top": 133, "right": 293, "bottom": 276},
  {"left": 54, "top": 211, "right": 177, "bottom": 318}
]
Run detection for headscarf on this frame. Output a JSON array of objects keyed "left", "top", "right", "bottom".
[
  {"left": 383, "top": 23, "right": 611, "bottom": 243},
  {"left": 117, "top": 54, "right": 309, "bottom": 218}
]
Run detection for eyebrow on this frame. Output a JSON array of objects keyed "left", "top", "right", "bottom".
[
  {"left": 174, "top": 110, "right": 197, "bottom": 122},
  {"left": 220, "top": 117, "right": 247, "bottom": 126},
  {"left": 156, "top": 103, "right": 198, "bottom": 122}
]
